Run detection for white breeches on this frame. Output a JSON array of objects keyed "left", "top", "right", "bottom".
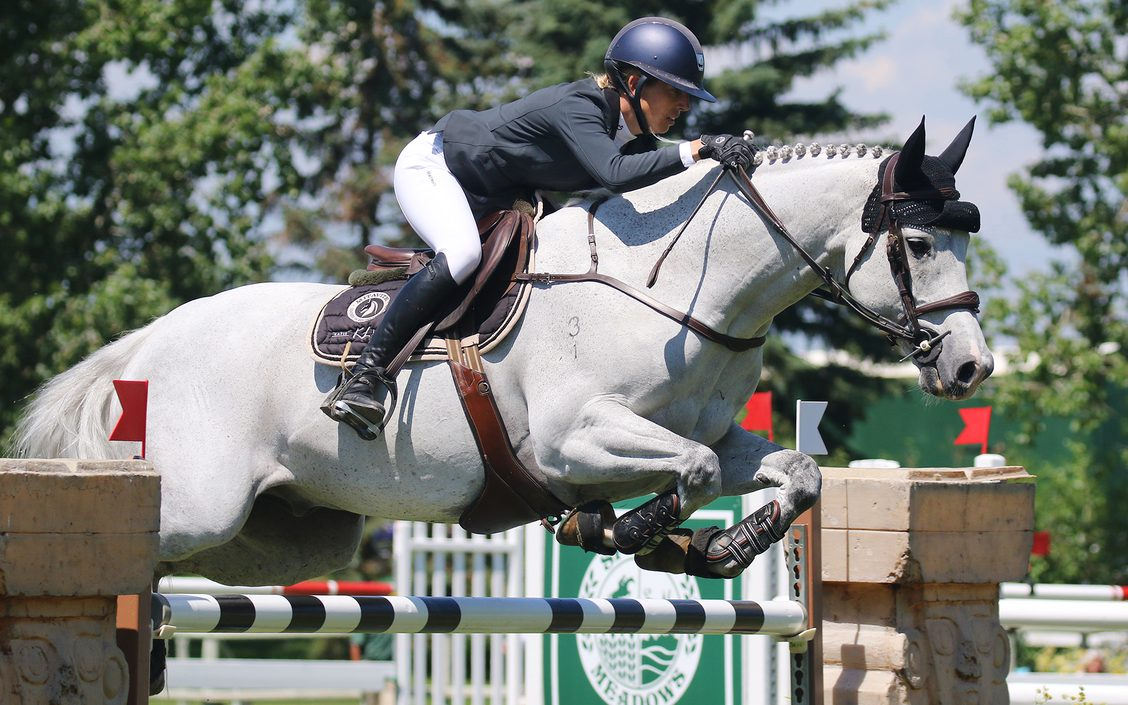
[{"left": 393, "top": 131, "right": 482, "bottom": 285}]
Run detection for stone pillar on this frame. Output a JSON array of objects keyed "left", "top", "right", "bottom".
[
  {"left": 820, "top": 465, "right": 1034, "bottom": 705},
  {"left": 0, "top": 459, "right": 160, "bottom": 705}
]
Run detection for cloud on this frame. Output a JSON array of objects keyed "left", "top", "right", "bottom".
[{"left": 843, "top": 55, "right": 898, "bottom": 92}]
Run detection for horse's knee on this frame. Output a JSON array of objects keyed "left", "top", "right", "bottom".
[
  {"left": 677, "top": 445, "right": 723, "bottom": 513},
  {"left": 755, "top": 450, "right": 821, "bottom": 522}
]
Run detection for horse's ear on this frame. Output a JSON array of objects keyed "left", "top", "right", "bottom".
[
  {"left": 938, "top": 116, "right": 976, "bottom": 174},
  {"left": 894, "top": 116, "right": 927, "bottom": 185}
]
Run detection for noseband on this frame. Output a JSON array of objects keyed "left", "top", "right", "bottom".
[{"left": 648, "top": 160, "right": 981, "bottom": 362}]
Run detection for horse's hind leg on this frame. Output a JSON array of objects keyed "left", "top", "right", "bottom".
[{"left": 162, "top": 493, "right": 365, "bottom": 585}]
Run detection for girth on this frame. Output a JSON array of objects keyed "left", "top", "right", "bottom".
[
  {"left": 357, "top": 207, "right": 572, "bottom": 534},
  {"left": 446, "top": 337, "right": 569, "bottom": 534}
]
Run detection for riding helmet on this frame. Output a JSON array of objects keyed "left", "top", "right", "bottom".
[{"left": 604, "top": 17, "right": 717, "bottom": 103}]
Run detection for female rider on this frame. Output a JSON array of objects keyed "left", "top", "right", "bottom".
[{"left": 323, "top": 16, "right": 756, "bottom": 440}]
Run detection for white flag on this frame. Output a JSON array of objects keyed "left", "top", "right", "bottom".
[{"left": 796, "top": 400, "right": 828, "bottom": 455}]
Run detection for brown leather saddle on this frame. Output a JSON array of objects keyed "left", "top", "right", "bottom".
[
  {"left": 351, "top": 209, "right": 570, "bottom": 535},
  {"left": 363, "top": 210, "right": 530, "bottom": 336}
]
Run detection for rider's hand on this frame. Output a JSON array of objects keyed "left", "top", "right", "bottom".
[{"left": 699, "top": 134, "right": 757, "bottom": 172}]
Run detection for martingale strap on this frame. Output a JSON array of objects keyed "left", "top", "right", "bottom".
[{"left": 513, "top": 200, "right": 766, "bottom": 353}]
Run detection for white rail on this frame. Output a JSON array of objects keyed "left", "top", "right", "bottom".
[
  {"left": 1000, "top": 599, "right": 1128, "bottom": 631},
  {"left": 1001, "top": 582, "right": 1128, "bottom": 601}
]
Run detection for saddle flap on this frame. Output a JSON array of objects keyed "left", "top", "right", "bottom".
[{"left": 436, "top": 210, "right": 533, "bottom": 332}]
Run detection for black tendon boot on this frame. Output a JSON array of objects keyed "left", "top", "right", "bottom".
[{"left": 322, "top": 253, "right": 460, "bottom": 439}]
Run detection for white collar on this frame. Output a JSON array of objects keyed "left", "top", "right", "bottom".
[{"left": 614, "top": 113, "right": 634, "bottom": 147}]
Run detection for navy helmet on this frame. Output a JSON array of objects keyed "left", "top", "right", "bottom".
[{"left": 604, "top": 17, "right": 716, "bottom": 104}]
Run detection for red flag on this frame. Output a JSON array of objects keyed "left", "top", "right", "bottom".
[
  {"left": 954, "top": 406, "right": 991, "bottom": 455},
  {"left": 1031, "top": 531, "right": 1051, "bottom": 557},
  {"left": 740, "top": 392, "right": 773, "bottom": 441},
  {"left": 110, "top": 380, "right": 148, "bottom": 457}
]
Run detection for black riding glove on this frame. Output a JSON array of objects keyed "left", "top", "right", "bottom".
[{"left": 699, "top": 134, "right": 757, "bottom": 172}]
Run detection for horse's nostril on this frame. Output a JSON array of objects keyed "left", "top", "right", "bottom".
[{"left": 957, "top": 360, "right": 979, "bottom": 385}]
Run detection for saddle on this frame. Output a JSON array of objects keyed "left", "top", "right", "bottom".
[
  {"left": 309, "top": 206, "right": 570, "bottom": 535},
  {"left": 310, "top": 210, "right": 533, "bottom": 364}
]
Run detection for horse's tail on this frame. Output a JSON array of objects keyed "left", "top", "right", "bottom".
[{"left": 11, "top": 325, "right": 157, "bottom": 460}]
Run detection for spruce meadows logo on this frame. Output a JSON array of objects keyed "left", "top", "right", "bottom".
[
  {"left": 346, "top": 291, "right": 391, "bottom": 323},
  {"left": 577, "top": 555, "right": 702, "bottom": 705}
]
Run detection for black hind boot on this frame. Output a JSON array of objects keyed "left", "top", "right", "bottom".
[{"left": 322, "top": 253, "right": 460, "bottom": 440}]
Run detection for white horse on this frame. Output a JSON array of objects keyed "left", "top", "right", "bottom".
[{"left": 14, "top": 119, "right": 992, "bottom": 585}]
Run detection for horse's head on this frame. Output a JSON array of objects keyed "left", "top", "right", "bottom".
[{"left": 842, "top": 117, "right": 993, "bottom": 399}]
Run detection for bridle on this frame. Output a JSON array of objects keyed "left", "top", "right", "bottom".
[{"left": 649, "top": 157, "right": 981, "bottom": 363}]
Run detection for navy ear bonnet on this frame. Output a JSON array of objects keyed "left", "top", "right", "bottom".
[
  {"left": 861, "top": 156, "right": 982, "bottom": 234},
  {"left": 861, "top": 117, "right": 982, "bottom": 235}
]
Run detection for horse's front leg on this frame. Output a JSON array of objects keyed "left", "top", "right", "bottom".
[
  {"left": 537, "top": 395, "right": 723, "bottom": 556},
  {"left": 715, "top": 422, "right": 822, "bottom": 529},
  {"left": 639, "top": 423, "right": 821, "bottom": 578}
]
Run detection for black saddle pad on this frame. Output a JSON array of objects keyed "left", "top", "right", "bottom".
[{"left": 309, "top": 271, "right": 528, "bottom": 366}]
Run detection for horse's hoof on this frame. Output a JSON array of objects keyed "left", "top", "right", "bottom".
[
  {"left": 556, "top": 501, "right": 616, "bottom": 555},
  {"left": 633, "top": 529, "right": 694, "bottom": 574},
  {"left": 612, "top": 490, "right": 681, "bottom": 555}
]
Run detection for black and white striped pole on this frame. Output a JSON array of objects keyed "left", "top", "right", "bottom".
[{"left": 151, "top": 594, "right": 808, "bottom": 637}]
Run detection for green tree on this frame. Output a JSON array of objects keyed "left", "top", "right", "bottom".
[
  {"left": 957, "top": 0, "right": 1128, "bottom": 582},
  {"left": 1, "top": 0, "right": 286, "bottom": 443}
]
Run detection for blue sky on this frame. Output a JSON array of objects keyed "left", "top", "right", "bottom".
[{"left": 778, "top": 0, "right": 1061, "bottom": 278}]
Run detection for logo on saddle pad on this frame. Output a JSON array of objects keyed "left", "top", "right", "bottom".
[
  {"left": 577, "top": 556, "right": 702, "bottom": 705},
  {"left": 346, "top": 291, "right": 391, "bottom": 323}
]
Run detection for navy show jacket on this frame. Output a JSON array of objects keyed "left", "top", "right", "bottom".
[{"left": 433, "top": 79, "right": 687, "bottom": 216}]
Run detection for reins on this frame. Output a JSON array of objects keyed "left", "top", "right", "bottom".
[
  {"left": 514, "top": 197, "right": 766, "bottom": 352},
  {"left": 518, "top": 154, "right": 980, "bottom": 360},
  {"left": 647, "top": 159, "right": 979, "bottom": 361}
]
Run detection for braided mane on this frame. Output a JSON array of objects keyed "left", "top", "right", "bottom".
[{"left": 751, "top": 142, "right": 887, "bottom": 167}]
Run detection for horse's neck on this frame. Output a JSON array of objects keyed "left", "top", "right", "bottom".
[{"left": 578, "top": 157, "right": 881, "bottom": 339}]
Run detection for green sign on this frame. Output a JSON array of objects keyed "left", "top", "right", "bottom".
[{"left": 543, "top": 497, "right": 745, "bottom": 705}]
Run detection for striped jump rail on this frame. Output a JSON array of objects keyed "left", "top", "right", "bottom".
[{"left": 151, "top": 594, "right": 808, "bottom": 637}]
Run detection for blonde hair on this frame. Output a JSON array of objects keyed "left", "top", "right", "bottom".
[{"left": 590, "top": 68, "right": 641, "bottom": 91}]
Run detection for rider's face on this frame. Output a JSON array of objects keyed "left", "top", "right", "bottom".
[{"left": 626, "top": 75, "right": 690, "bottom": 135}]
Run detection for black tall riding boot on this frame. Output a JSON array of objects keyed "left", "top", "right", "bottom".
[{"left": 322, "top": 253, "right": 461, "bottom": 440}]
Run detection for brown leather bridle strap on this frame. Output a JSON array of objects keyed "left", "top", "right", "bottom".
[
  {"left": 514, "top": 199, "right": 767, "bottom": 353},
  {"left": 727, "top": 162, "right": 981, "bottom": 354},
  {"left": 727, "top": 166, "right": 920, "bottom": 342},
  {"left": 915, "top": 291, "right": 981, "bottom": 316},
  {"left": 517, "top": 155, "right": 980, "bottom": 360}
]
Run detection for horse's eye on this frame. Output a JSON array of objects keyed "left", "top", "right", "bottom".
[{"left": 906, "top": 237, "right": 931, "bottom": 258}]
